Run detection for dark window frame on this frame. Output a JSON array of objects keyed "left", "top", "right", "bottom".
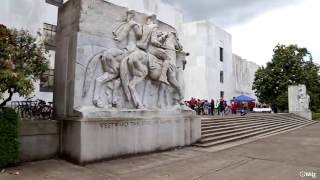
[
  {"left": 220, "top": 91, "right": 224, "bottom": 98},
  {"left": 220, "top": 71, "right": 224, "bottom": 83},
  {"left": 219, "top": 47, "right": 223, "bottom": 62},
  {"left": 40, "top": 69, "right": 54, "bottom": 92},
  {"left": 43, "top": 23, "right": 57, "bottom": 48}
]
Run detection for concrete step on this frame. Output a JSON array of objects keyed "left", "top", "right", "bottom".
[
  {"left": 195, "top": 121, "right": 314, "bottom": 147},
  {"left": 196, "top": 114, "right": 317, "bottom": 148},
  {"left": 201, "top": 113, "right": 292, "bottom": 122},
  {"left": 202, "top": 117, "right": 269, "bottom": 125},
  {"left": 201, "top": 116, "right": 314, "bottom": 135},
  {"left": 199, "top": 121, "right": 306, "bottom": 143},
  {"left": 201, "top": 118, "right": 311, "bottom": 134},
  {"left": 201, "top": 115, "right": 309, "bottom": 125},
  {"left": 201, "top": 117, "right": 309, "bottom": 131},
  {"left": 202, "top": 120, "right": 304, "bottom": 138},
  {"left": 256, "top": 121, "right": 318, "bottom": 138},
  {"left": 279, "top": 113, "right": 311, "bottom": 121}
]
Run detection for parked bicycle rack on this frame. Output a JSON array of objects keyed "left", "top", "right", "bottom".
[{"left": 11, "top": 100, "right": 53, "bottom": 120}]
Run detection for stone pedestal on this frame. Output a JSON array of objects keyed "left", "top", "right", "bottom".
[
  {"left": 290, "top": 111, "right": 312, "bottom": 120},
  {"left": 61, "top": 109, "right": 200, "bottom": 164}
]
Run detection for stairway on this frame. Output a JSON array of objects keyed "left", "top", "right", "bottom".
[{"left": 195, "top": 113, "right": 318, "bottom": 148}]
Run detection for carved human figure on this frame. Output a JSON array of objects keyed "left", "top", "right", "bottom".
[
  {"left": 297, "top": 87, "right": 310, "bottom": 111},
  {"left": 136, "top": 14, "right": 171, "bottom": 84},
  {"left": 112, "top": 10, "right": 141, "bottom": 52},
  {"left": 306, "top": 94, "right": 310, "bottom": 110},
  {"left": 161, "top": 31, "right": 187, "bottom": 105},
  {"left": 118, "top": 14, "right": 189, "bottom": 108}
]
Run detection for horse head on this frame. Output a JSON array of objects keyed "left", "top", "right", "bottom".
[
  {"left": 165, "top": 31, "right": 183, "bottom": 51},
  {"left": 177, "top": 51, "right": 190, "bottom": 70}
]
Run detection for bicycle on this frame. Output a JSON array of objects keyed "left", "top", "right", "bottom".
[{"left": 11, "top": 99, "right": 53, "bottom": 120}]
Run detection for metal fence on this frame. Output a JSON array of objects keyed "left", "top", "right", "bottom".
[{"left": 11, "top": 99, "right": 53, "bottom": 120}]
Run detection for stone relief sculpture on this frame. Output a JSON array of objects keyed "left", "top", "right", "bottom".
[
  {"left": 82, "top": 10, "right": 189, "bottom": 109},
  {"left": 112, "top": 10, "right": 140, "bottom": 53},
  {"left": 297, "top": 87, "right": 310, "bottom": 111},
  {"left": 82, "top": 48, "right": 125, "bottom": 108}
]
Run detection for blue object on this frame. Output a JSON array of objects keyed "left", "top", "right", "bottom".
[{"left": 235, "top": 95, "right": 256, "bottom": 102}]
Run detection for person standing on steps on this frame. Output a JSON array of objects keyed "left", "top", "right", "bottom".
[
  {"left": 210, "top": 99, "right": 215, "bottom": 115},
  {"left": 219, "top": 98, "right": 225, "bottom": 117},
  {"left": 231, "top": 97, "right": 238, "bottom": 115}
]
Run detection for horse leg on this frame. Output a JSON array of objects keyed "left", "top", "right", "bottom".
[
  {"left": 128, "top": 76, "right": 146, "bottom": 108},
  {"left": 167, "top": 68, "right": 184, "bottom": 105},
  {"left": 112, "top": 79, "right": 121, "bottom": 107},
  {"left": 93, "top": 73, "right": 119, "bottom": 107},
  {"left": 141, "top": 78, "right": 150, "bottom": 105},
  {"left": 157, "top": 83, "right": 164, "bottom": 108}
]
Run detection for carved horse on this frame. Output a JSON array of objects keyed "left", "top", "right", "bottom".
[
  {"left": 120, "top": 32, "right": 189, "bottom": 108},
  {"left": 82, "top": 48, "right": 125, "bottom": 108}
]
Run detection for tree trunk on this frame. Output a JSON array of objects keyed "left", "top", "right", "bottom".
[{"left": 0, "top": 89, "right": 13, "bottom": 108}]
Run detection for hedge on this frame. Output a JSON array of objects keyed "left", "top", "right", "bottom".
[
  {"left": 313, "top": 112, "right": 320, "bottom": 121},
  {"left": 0, "top": 108, "right": 20, "bottom": 168}
]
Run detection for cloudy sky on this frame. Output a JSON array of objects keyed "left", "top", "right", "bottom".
[{"left": 165, "top": 0, "right": 320, "bottom": 66}]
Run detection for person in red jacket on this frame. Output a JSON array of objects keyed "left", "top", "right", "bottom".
[
  {"left": 231, "top": 97, "right": 238, "bottom": 115},
  {"left": 189, "top": 97, "right": 196, "bottom": 110}
]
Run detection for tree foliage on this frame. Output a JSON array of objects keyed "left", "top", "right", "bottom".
[
  {"left": 253, "top": 44, "right": 320, "bottom": 111},
  {"left": 0, "top": 24, "right": 49, "bottom": 107}
]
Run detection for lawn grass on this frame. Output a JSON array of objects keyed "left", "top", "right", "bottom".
[{"left": 312, "top": 112, "right": 320, "bottom": 121}]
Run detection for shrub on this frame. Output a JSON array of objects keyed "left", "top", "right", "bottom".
[
  {"left": 0, "top": 108, "right": 19, "bottom": 167},
  {"left": 313, "top": 112, "right": 320, "bottom": 121}
]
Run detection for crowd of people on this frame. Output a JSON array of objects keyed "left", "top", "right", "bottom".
[
  {"left": 185, "top": 98, "right": 230, "bottom": 116},
  {"left": 185, "top": 97, "right": 255, "bottom": 116}
]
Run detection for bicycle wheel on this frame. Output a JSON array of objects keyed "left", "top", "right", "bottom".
[{"left": 40, "top": 105, "right": 53, "bottom": 120}]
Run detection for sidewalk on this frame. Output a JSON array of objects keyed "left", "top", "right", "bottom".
[{"left": 1, "top": 123, "right": 319, "bottom": 180}]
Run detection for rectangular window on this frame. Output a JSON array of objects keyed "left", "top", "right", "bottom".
[
  {"left": 219, "top": 47, "right": 223, "bottom": 62},
  {"left": 40, "top": 69, "right": 54, "bottom": 92},
  {"left": 220, "top": 71, "right": 224, "bottom": 83},
  {"left": 220, "top": 91, "right": 224, "bottom": 98},
  {"left": 43, "top": 23, "right": 57, "bottom": 48}
]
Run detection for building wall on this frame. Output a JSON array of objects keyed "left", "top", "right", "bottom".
[
  {"left": 181, "top": 21, "right": 233, "bottom": 101},
  {"left": 105, "top": 0, "right": 183, "bottom": 32},
  {"left": 181, "top": 21, "right": 259, "bottom": 102},
  {"left": 64, "top": 0, "right": 184, "bottom": 31},
  {"left": 20, "top": 120, "right": 59, "bottom": 162},
  {"left": 231, "top": 54, "right": 259, "bottom": 100}
]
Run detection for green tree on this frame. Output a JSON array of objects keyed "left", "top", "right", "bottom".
[
  {"left": 0, "top": 24, "right": 49, "bottom": 107},
  {"left": 253, "top": 44, "right": 320, "bottom": 112}
]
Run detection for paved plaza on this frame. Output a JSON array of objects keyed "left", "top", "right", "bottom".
[{"left": 1, "top": 123, "right": 319, "bottom": 180}]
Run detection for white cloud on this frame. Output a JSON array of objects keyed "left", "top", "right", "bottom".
[
  {"left": 226, "top": 0, "right": 320, "bottom": 65},
  {"left": 165, "top": 0, "right": 302, "bottom": 27}
]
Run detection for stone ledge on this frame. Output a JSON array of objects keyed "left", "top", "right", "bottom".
[
  {"left": 20, "top": 120, "right": 60, "bottom": 162},
  {"left": 61, "top": 111, "right": 201, "bottom": 164},
  {"left": 20, "top": 120, "right": 59, "bottom": 136}
]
